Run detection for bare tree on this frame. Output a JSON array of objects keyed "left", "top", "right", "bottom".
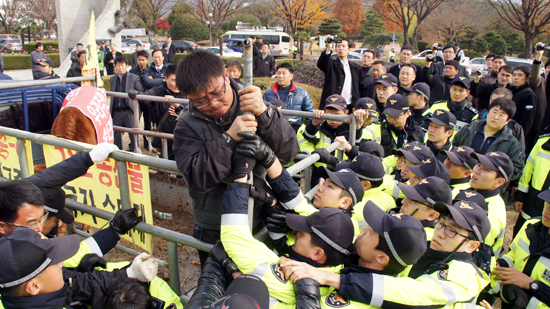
[
  {"left": 270, "top": 0, "right": 333, "bottom": 36},
  {"left": 130, "top": 0, "right": 175, "bottom": 41},
  {"left": 485, "top": 0, "right": 550, "bottom": 57},
  {"left": 27, "top": 0, "right": 56, "bottom": 35},
  {"left": 0, "top": 0, "right": 23, "bottom": 34},
  {"left": 422, "top": 1, "right": 486, "bottom": 43}
]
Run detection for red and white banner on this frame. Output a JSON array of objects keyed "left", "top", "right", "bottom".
[{"left": 61, "top": 86, "right": 114, "bottom": 144}]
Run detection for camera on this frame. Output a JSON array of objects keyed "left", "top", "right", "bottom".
[
  {"left": 476, "top": 69, "right": 483, "bottom": 76},
  {"left": 536, "top": 43, "right": 550, "bottom": 51},
  {"left": 426, "top": 56, "right": 435, "bottom": 62},
  {"left": 327, "top": 37, "right": 343, "bottom": 44}
]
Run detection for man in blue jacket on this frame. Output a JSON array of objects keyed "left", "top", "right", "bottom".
[{"left": 263, "top": 62, "right": 314, "bottom": 132}]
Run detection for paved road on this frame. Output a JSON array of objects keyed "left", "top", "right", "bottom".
[{"left": 4, "top": 69, "right": 36, "bottom": 80}]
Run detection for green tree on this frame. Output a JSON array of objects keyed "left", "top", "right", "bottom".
[
  {"left": 483, "top": 31, "right": 501, "bottom": 45},
  {"left": 491, "top": 38, "right": 507, "bottom": 55},
  {"left": 362, "top": 34, "right": 391, "bottom": 48},
  {"left": 222, "top": 14, "right": 262, "bottom": 32},
  {"left": 360, "top": 11, "right": 385, "bottom": 37},
  {"left": 473, "top": 38, "right": 488, "bottom": 54},
  {"left": 170, "top": 15, "right": 209, "bottom": 42},
  {"left": 317, "top": 17, "right": 342, "bottom": 35},
  {"left": 503, "top": 32, "right": 520, "bottom": 56}
]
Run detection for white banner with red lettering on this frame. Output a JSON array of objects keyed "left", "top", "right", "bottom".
[{"left": 61, "top": 86, "right": 113, "bottom": 144}]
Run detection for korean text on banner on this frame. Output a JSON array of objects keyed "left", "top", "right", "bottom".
[
  {"left": 0, "top": 135, "right": 34, "bottom": 180},
  {"left": 43, "top": 142, "right": 153, "bottom": 253}
]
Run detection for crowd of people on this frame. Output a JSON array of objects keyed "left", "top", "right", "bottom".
[{"left": 3, "top": 33, "right": 550, "bottom": 309}]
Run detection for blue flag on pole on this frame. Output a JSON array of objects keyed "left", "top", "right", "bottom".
[{"left": 392, "top": 32, "right": 396, "bottom": 41}]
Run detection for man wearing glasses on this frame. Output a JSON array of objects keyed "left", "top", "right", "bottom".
[
  {"left": 172, "top": 50, "right": 299, "bottom": 267},
  {"left": 428, "top": 45, "right": 469, "bottom": 77}
]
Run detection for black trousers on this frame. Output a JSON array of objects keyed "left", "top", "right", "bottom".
[{"left": 112, "top": 109, "right": 136, "bottom": 151}]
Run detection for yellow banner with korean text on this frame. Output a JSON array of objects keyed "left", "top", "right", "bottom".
[
  {"left": 0, "top": 134, "right": 34, "bottom": 180},
  {"left": 43, "top": 142, "right": 153, "bottom": 253}
]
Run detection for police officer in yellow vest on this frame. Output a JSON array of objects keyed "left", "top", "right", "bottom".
[
  {"left": 403, "top": 82, "right": 432, "bottom": 131},
  {"left": 430, "top": 76, "right": 478, "bottom": 133},
  {"left": 354, "top": 97, "right": 382, "bottom": 144},
  {"left": 491, "top": 189, "right": 550, "bottom": 308},
  {"left": 406, "top": 156, "right": 451, "bottom": 186},
  {"left": 425, "top": 109, "right": 456, "bottom": 162},
  {"left": 441, "top": 146, "right": 477, "bottom": 198}
]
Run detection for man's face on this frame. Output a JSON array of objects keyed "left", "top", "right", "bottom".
[
  {"left": 371, "top": 64, "right": 386, "bottom": 80},
  {"left": 76, "top": 45, "right": 83, "bottom": 52},
  {"left": 450, "top": 84, "right": 469, "bottom": 103},
  {"left": 33, "top": 262, "right": 64, "bottom": 294},
  {"left": 486, "top": 105, "right": 510, "bottom": 132},
  {"left": 489, "top": 93, "right": 505, "bottom": 104},
  {"left": 492, "top": 58, "right": 505, "bottom": 73},
  {"left": 399, "top": 66, "right": 415, "bottom": 87},
  {"left": 325, "top": 108, "right": 348, "bottom": 129},
  {"left": 313, "top": 178, "right": 346, "bottom": 209},
  {"left": 165, "top": 74, "right": 179, "bottom": 93},
  {"left": 188, "top": 73, "right": 231, "bottom": 118},
  {"left": 542, "top": 201, "right": 550, "bottom": 228},
  {"left": 486, "top": 57, "right": 494, "bottom": 70},
  {"left": 152, "top": 51, "right": 164, "bottom": 67},
  {"left": 110, "top": 44, "right": 116, "bottom": 52},
  {"left": 79, "top": 53, "right": 85, "bottom": 66},
  {"left": 401, "top": 197, "right": 436, "bottom": 221},
  {"left": 227, "top": 65, "right": 241, "bottom": 79},
  {"left": 37, "top": 45, "right": 43, "bottom": 51},
  {"left": 443, "top": 48, "right": 456, "bottom": 62},
  {"left": 386, "top": 111, "right": 410, "bottom": 131},
  {"left": 428, "top": 122, "right": 452, "bottom": 144},
  {"left": 399, "top": 156, "right": 420, "bottom": 179},
  {"left": 136, "top": 45, "right": 142, "bottom": 51},
  {"left": 512, "top": 70, "right": 527, "bottom": 87},
  {"left": 376, "top": 84, "right": 397, "bottom": 104},
  {"left": 40, "top": 65, "right": 52, "bottom": 74},
  {"left": 431, "top": 216, "right": 471, "bottom": 252},
  {"left": 115, "top": 61, "right": 127, "bottom": 76},
  {"left": 137, "top": 55, "right": 148, "bottom": 70},
  {"left": 256, "top": 37, "right": 263, "bottom": 43},
  {"left": 407, "top": 92, "right": 423, "bottom": 108},
  {"left": 261, "top": 44, "right": 270, "bottom": 55},
  {"left": 399, "top": 49, "right": 412, "bottom": 63},
  {"left": 167, "top": 37, "right": 172, "bottom": 43},
  {"left": 335, "top": 41, "right": 350, "bottom": 59},
  {"left": 0, "top": 203, "right": 45, "bottom": 235},
  {"left": 471, "top": 163, "right": 502, "bottom": 190},
  {"left": 354, "top": 227, "right": 382, "bottom": 266},
  {"left": 292, "top": 231, "right": 320, "bottom": 260},
  {"left": 277, "top": 68, "right": 293, "bottom": 87},
  {"left": 497, "top": 70, "right": 512, "bottom": 86},
  {"left": 444, "top": 158, "right": 470, "bottom": 179},
  {"left": 362, "top": 52, "right": 374, "bottom": 67},
  {"left": 444, "top": 65, "right": 459, "bottom": 79},
  {"left": 42, "top": 214, "right": 59, "bottom": 236}
]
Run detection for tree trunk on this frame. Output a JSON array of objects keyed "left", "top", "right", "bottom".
[
  {"left": 524, "top": 32, "right": 535, "bottom": 58},
  {"left": 403, "top": 24, "right": 410, "bottom": 47},
  {"left": 219, "top": 34, "right": 223, "bottom": 57},
  {"left": 299, "top": 37, "right": 304, "bottom": 61},
  {"left": 411, "top": 26, "right": 419, "bottom": 52}
]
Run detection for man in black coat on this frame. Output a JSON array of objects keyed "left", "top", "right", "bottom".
[
  {"left": 317, "top": 36, "right": 364, "bottom": 111},
  {"left": 143, "top": 49, "right": 167, "bottom": 90},
  {"left": 131, "top": 43, "right": 143, "bottom": 68},
  {"left": 471, "top": 65, "right": 513, "bottom": 113},
  {"left": 104, "top": 43, "right": 122, "bottom": 75},
  {"left": 165, "top": 35, "right": 177, "bottom": 64},
  {"left": 253, "top": 42, "right": 276, "bottom": 77},
  {"left": 66, "top": 50, "right": 86, "bottom": 86},
  {"left": 423, "top": 59, "right": 460, "bottom": 105},
  {"left": 388, "top": 45, "right": 423, "bottom": 84},
  {"left": 429, "top": 45, "right": 469, "bottom": 77}
]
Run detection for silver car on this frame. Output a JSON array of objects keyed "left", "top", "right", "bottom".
[
  {"left": 0, "top": 39, "right": 23, "bottom": 53},
  {"left": 470, "top": 58, "right": 487, "bottom": 74}
]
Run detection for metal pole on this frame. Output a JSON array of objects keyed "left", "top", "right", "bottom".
[
  {"left": 52, "top": 88, "right": 58, "bottom": 120},
  {"left": 167, "top": 241, "right": 182, "bottom": 295},
  {"left": 304, "top": 184, "right": 320, "bottom": 202},
  {"left": 22, "top": 91, "right": 29, "bottom": 131},
  {"left": 17, "top": 139, "right": 30, "bottom": 178},
  {"left": 304, "top": 165, "right": 311, "bottom": 192},
  {"left": 132, "top": 99, "right": 141, "bottom": 154},
  {"left": 113, "top": 126, "right": 174, "bottom": 139},
  {"left": 105, "top": 91, "right": 189, "bottom": 105},
  {"left": 243, "top": 38, "right": 254, "bottom": 232},
  {"left": 162, "top": 138, "right": 168, "bottom": 160},
  {"left": 116, "top": 161, "right": 132, "bottom": 211},
  {"left": 286, "top": 141, "right": 340, "bottom": 176},
  {"left": 0, "top": 76, "right": 95, "bottom": 89},
  {"left": 349, "top": 115, "right": 357, "bottom": 146}
]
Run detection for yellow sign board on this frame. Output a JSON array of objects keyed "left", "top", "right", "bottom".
[{"left": 0, "top": 134, "right": 34, "bottom": 179}]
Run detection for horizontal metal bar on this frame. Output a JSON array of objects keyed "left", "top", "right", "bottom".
[
  {"left": 64, "top": 199, "right": 214, "bottom": 252},
  {"left": 73, "top": 229, "right": 169, "bottom": 267},
  {"left": 0, "top": 76, "right": 95, "bottom": 89},
  {"left": 105, "top": 91, "right": 189, "bottom": 104},
  {"left": 279, "top": 110, "right": 352, "bottom": 123},
  {"left": 0, "top": 126, "right": 180, "bottom": 173},
  {"left": 286, "top": 141, "right": 340, "bottom": 176},
  {"left": 113, "top": 125, "right": 174, "bottom": 139}
]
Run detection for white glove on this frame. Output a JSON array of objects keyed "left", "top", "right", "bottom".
[
  {"left": 89, "top": 143, "right": 118, "bottom": 162},
  {"left": 126, "top": 253, "right": 158, "bottom": 282}
]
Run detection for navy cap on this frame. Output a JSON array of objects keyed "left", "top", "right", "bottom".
[
  {"left": 452, "top": 75, "right": 470, "bottom": 89},
  {"left": 403, "top": 82, "right": 430, "bottom": 101},
  {"left": 336, "top": 153, "right": 385, "bottom": 182},
  {"left": 325, "top": 94, "right": 347, "bottom": 110},
  {"left": 0, "top": 229, "right": 80, "bottom": 288},
  {"left": 355, "top": 97, "right": 378, "bottom": 117},
  {"left": 407, "top": 157, "right": 451, "bottom": 185},
  {"left": 470, "top": 151, "right": 514, "bottom": 183},
  {"left": 398, "top": 176, "right": 452, "bottom": 206},
  {"left": 287, "top": 207, "right": 354, "bottom": 255},
  {"left": 210, "top": 275, "right": 270, "bottom": 309},
  {"left": 39, "top": 59, "right": 55, "bottom": 67},
  {"left": 453, "top": 190, "right": 487, "bottom": 211},
  {"left": 391, "top": 143, "right": 433, "bottom": 164},
  {"left": 538, "top": 189, "right": 550, "bottom": 203},
  {"left": 434, "top": 201, "right": 491, "bottom": 241},
  {"left": 44, "top": 189, "right": 74, "bottom": 224},
  {"left": 270, "top": 98, "right": 290, "bottom": 120},
  {"left": 319, "top": 167, "right": 364, "bottom": 205},
  {"left": 440, "top": 146, "right": 477, "bottom": 171},
  {"left": 363, "top": 201, "right": 427, "bottom": 266},
  {"left": 375, "top": 73, "right": 398, "bottom": 87},
  {"left": 427, "top": 109, "right": 457, "bottom": 127},
  {"left": 383, "top": 93, "right": 410, "bottom": 117},
  {"left": 359, "top": 141, "right": 384, "bottom": 158}
]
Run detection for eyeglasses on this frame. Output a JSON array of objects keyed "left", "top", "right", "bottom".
[
  {"left": 404, "top": 197, "right": 432, "bottom": 208},
  {"left": 434, "top": 218, "right": 469, "bottom": 239},
  {"left": 1, "top": 210, "right": 49, "bottom": 230},
  {"left": 190, "top": 77, "right": 227, "bottom": 108},
  {"left": 386, "top": 112, "right": 405, "bottom": 120}
]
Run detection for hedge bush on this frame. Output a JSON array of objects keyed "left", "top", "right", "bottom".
[
  {"left": 23, "top": 41, "right": 59, "bottom": 53},
  {"left": 3, "top": 53, "right": 60, "bottom": 70},
  {"left": 292, "top": 60, "right": 325, "bottom": 89}
]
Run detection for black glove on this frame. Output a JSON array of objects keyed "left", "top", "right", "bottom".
[
  {"left": 128, "top": 90, "right": 139, "bottom": 100},
  {"left": 76, "top": 253, "right": 107, "bottom": 273},
  {"left": 209, "top": 241, "right": 240, "bottom": 274},
  {"left": 110, "top": 208, "right": 142, "bottom": 235},
  {"left": 266, "top": 212, "right": 290, "bottom": 234},
  {"left": 501, "top": 285, "right": 529, "bottom": 309},
  {"left": 313, "top": 148, "right": 340, "bottom": 166},
  {"left": 236, "top": 132, "right": 276, "bottom": 168},
  {"left": 232, "top": 151, "right": 256, "bottom": 180},
  {"left": 250, "top": 177, "right": 275, "bottom": 207},
  {"left": 295, "top": 278, "right": 322, "bottom": 309}
]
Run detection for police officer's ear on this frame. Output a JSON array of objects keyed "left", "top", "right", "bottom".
[
  {"left": 463, "top": 239, "right": 481, "bottom": 254},
  {"left": 362, "top": 180, "right": 372, "bottom": 191},
  {"left": 391, "top": 86, "right": 398, "bottom": 95},
  {"left": 461, "top": 168, "right": 473, "bottom": 179},
  {"left": 376, "top": 252, "right": 390, "bottom": 266},
  {"left": 0, "top": 221, "right": 9, "bottom": 235},
  {"left": 312, "top": 247, "right": 325, "bottom": 262},
  {"left": 494, "top": 177, "right": 506, "bottom": 189},
  {"left": 427, "top": 210, "right": 440, "bottom": 222},
  {"left": 338, "top": 196, "right": 353, "bottom": 210},
  {"left": 24, "top": 278, "right": 41, "bottom": 295}
]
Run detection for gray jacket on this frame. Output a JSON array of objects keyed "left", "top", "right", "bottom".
[
  {"left": 109, "top": 72, "right": 143, "bottom": 112},
  {"left": 530, "top": 60, "right": 547, "bottom": 131},
  {"left": 30, "top": 50, "right": 46, "bottom": 73},
  {"left": 452, "top": 119, "right": 525, "bottom": 181}
]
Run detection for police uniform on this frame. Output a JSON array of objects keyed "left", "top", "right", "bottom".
[
  {"left": 440, "top": 146, "right": 478, "bottom": 199},
  {"left": 403, "top": 83, "right": 433, "bottom": 132},
  {"left": 429, "top": 100, "right": 478, "bottom": 134},
  {"left": 355, "top": 97, "right": 382, "bottom": 144},
  {"left": 451, "top": 179, "right": 472, "bottom": 198}
]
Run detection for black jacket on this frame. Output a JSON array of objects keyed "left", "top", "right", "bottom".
[
  {"left": 129, "top": 65, "right": 147, "bottom": 86},
  {"left": 66, "top": 64, "right": 82, "bottom": 86},
  {"left": 362, "top": 66, "right": 374, "bottom": 87},
  {"left": 172, "top": 78, "right": 298, "bottom": 229},
  {"left": 380, "top": 116, "right": 425, "bottom": 157},
  {"left": 131, "top": 51, "right": 139, "bottom": 68},
  {"left": 109, "top": 72, "right": 144, "bottom": 113},
  {"left": 142, "top": 63, "right": 168, "bottom": 90},
  {"left": 388, "top": 62, "right": 423, "bottom": 84},
  {"left": 253, "top": 54, "right": 276, "bottom": 77},
  {"left": 166, "top": 43, "right": 177, "bottom": 63},
  {"left": 317, "top": 50, "right": 364, "bottom": 109},
  {"left": 429, "top": 62, "right": 469, "bottom": 77},
  {"left": 512, "top": 84, "right": 538, "bottom": 137},
  {"left": 422, "top": 66, "right": 454, "bottom": 105},
  {"left": 411, "top": 104, "right": 432, "bottom": 131},
  {"left": 104, "top": 51, "right": 122, "bottom": 75},
  {"left": 470, "top": 81, "right": 507, "bottom": 112}
]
